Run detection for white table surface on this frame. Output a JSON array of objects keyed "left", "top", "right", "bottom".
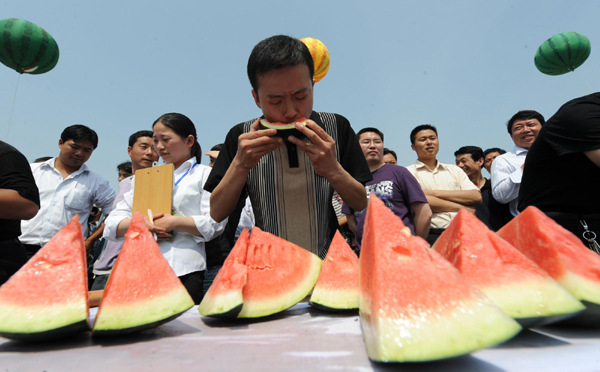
[{"left": 1, "top": 302, "right": 600, "bottom": 372}]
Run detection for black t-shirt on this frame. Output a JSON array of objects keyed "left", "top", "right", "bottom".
[
  {"left": 519, "top": 93, "right": 600, "bottom": 214},
  {"left": 0, "top": 141, "right": 40, "bottom": 240},
  {"left": 480, "top": 178, "right": 512, "bottom": 231},
  {"left": 204, "top": 196, "right": 245, "bottom": 267},
  {"left": 204, "top": 111, "right": 372, "bottom": 258}
]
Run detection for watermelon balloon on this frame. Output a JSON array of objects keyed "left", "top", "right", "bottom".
[
  {"left": 534, "top": 32, "right": 591, "bottom": 75},
  {"left": 0, "top": 18, "right": 60, "bottom": 74},
  {"left": 300, "top": 37, "right": 330, "bottom": 83}
]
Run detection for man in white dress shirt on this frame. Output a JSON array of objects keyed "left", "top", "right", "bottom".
[
  {"left": 20, "top": 125, "right": 115, "bottom": 258},
  {"left": 491, "top": 110, "right": 544, "bottom": 217}
]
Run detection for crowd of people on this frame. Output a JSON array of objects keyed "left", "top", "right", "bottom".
[{"left": 1, "top": 34, "right": 599, "bottom": 303}]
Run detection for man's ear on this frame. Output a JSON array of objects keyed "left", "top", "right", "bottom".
[
  {"left": 411, "top": 144, "right": 415, "bottom": 151},
  {"left": 58, "top": 138, "right": 64, "bottom": 149},
  {"left": 127, "top": 146, "right": 132, "bottom": 157},
  {"left": 251, "top": 89, "right": 261, "bottom": 109},
  {"left": 477, "top": 158, "right": 484, "bottom": 168}
]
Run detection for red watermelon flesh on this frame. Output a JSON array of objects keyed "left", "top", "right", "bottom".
[
  {"left": 433, "top": 209, "right": 584, "bottom": 327},
  {"left": 237, "top": 227, "right": 322, "bottom": 318},
  {"left": 497, "top": 206, "right": 600, "bottom": 324},
  {"left": 0, "top": 216, "right": 89, "bottom": 341},
  {"left": 92, "top": 212, "right": 194, "bottom": 336},
  {"left": 360, "top": 196, "right": 520, "bottom": 363},
  {"left": 198, "top": 229, "right": 250, "bottom": 318},
  {"left": 309, "top": 230, "right": 359, "bottom": 311}
]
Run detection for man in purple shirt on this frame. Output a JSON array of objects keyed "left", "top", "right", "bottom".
[
  {"left": 91, "top": 130, "right": 158, "bottom": 290},
  {"left": 343, "top": 127, "right": 432, "bottom": 251}
]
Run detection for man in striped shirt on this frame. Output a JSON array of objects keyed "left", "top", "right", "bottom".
[{"left": 204, "top": 35, "right": 371, "bottom": 258}]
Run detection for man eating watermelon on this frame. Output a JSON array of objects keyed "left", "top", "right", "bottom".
[{"left": 204, "top": 35, "right": 372, "bottom": 259}]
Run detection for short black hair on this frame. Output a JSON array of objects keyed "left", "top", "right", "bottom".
[
  {"left": 34, "top": 156, "right": 53, "bottom": 163},
  {"left": 247, "top": 35, "right": 314, "bottom": 94},
  {"left": 128, "top": 130, "right": 154, "bottom": 148},
  {"left": 483, "top": 147, "right": 507, "bottom": 158},
  {"left": 383, "top": 148, "right": 397, "bottom": 160},
  {"left": 357, "top": 127, "right": 384, "bottom": 143},
  {"left": 117, "top": 161, "right": 132, "bottom": 174},
  {"left": 454, "top": 146, "right": 484, "bottom": 167},
  {"left": 210, "top": 143, "right": 223, "bottom": 152},
  {"left": 506, "top": 110, "right": 545, "bottom": 135},
  {"left": 410, "top": 124, "right": 437, "bottom": 144},
  {"left": 60, "top": 125, "right": 98, "bottom": 149}
]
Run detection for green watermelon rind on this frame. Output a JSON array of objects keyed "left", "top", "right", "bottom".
[
  {"left": 360, "top": 296, "right": 521, "bottom": 363},
  {"left": 478, "top": 277, "right": 585, "bottom": 326},
  {"left": 198, "top": 240, "right": 248, "bottom": 319},
  {"left": 308, "top": 231, "right": 359, "bottom": 312},
  {"left": 0, "top": 319, "right": 89, "bottom": 342},
  {"left": 92, "top": 288, "right": 193, "bottom": 334},
  {"left": 553, "top": 271, "right": 600, "bottom": 326},
  {"left": 92, "top": 312, "right": 186, "bottom": 337},
  {"left": 560, "top": 300, "right": 600, "bottom": 327},
  {"left": 258, "top": 119, "right": 308, "bottom": 140},
  {"left": 309, "top": 287, "right": 359, "bottom": 311},
  {"left": 0, "top": 301, "right": 88, "bottom": 335},
  {"left": 237, "top": 255, "right": 322, "bottom": 318},
  {"left": 199, "top": 289, "right": 245, "bottom": 319},
  {"left": 558, "top": 270, "right": 600, "bottom": 304}
]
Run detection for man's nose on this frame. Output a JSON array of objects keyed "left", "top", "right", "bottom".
[{"left": 283, "top": 100, "right": 297, "bottom": 120}]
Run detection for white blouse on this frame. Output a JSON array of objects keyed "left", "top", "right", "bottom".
[{"left": 104, "top": 157, "right": 227, "bottom": 276}]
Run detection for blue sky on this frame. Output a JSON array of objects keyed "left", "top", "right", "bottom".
[{"left": 1, "top": 0, "right": 598, "bottom": 191}]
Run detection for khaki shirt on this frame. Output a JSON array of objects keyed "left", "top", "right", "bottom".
[{"left": 407, "top": 160, "right": 478, "bottom": 229}]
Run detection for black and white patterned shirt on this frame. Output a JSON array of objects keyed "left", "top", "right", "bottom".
[{"left": 204, "top": 111, "right": 371, "bottom": 259}]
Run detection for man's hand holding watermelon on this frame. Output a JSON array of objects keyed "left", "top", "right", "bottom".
[
  {"left": 208, "top": 119, "right": 283, "bottom": 223},
  {"left": 288, "top": 119, "right": 337, "bottom": 176},
  {"left": 236, "top": 119, "right": 283, "bottom": 171}
]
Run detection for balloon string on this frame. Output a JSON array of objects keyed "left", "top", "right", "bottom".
[
  {"left": 5, "top": 74, "right": 21, "bottom": 141},
  {"left": 574, "top": 71, "right": 594, "bottom": 93}
]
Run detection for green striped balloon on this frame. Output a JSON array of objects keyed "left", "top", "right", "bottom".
[
  {"left": 534, "top": 32, "right": 591, "bottom": 76},
  {"left": 0, "top": 18, "right": 59, "bottom": 74}
]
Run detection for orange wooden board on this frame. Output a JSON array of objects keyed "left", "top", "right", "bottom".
[
  {"left": 132, "top": 163, "right": 173, "bottom": 217},
  {"left": 88, "top": 290, "right": 103, "bottom": 308}
]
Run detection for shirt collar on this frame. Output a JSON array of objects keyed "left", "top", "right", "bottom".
[
  {"left": 413, "top": 159, "right": 445, "bottom": 172},
  {"left": 513, "top": 145, "right": 529, "bottom": 155},
  {"left": 41, "top": 157, "right": 90, "bottom": 176},
  {"left": 173, "top": 157, "right": 197, "bottom": 176},
  {"left": 38, "top": 157, "right": 56, "bottom": 169}
]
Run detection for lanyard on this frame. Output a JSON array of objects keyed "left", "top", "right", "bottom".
[{"left": 175, "top": 162, "right": 197, "bottom": 186}]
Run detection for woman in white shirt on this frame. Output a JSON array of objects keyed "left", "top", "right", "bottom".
[{"left": 104, "top": 113, "right": 226, "bottom": 304}]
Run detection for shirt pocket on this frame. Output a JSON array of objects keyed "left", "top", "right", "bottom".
[{"left": 65, "top": 187, "right": 90, "bottom": 213}]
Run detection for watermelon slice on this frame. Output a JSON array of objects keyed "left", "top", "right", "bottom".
[
  {"left": 0, "top": 216, "right": 89, "bottom": 341},
  {"left": 497, "top": 206, "right": 600, "bottom": 326},
  {"left": 198, "top": 229, "right": 249, "bottom": 318},
  {"left": 92, "top": 213, "right": 194, "bottom": 336},
  {"left": 360, "top": 196, "right": 521, "bottom": 363},
  {"left": 259, "top": 118, "right": 308, "bottom": 139},
  {"left": 237, "top": 227, "right": 322, "bottom": 318},
  {"left": 433, "top": 209, "right": 584, "bottom": 328},
  {"left": 309, "top": 230, "right": 359, "bottom": 311}
]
